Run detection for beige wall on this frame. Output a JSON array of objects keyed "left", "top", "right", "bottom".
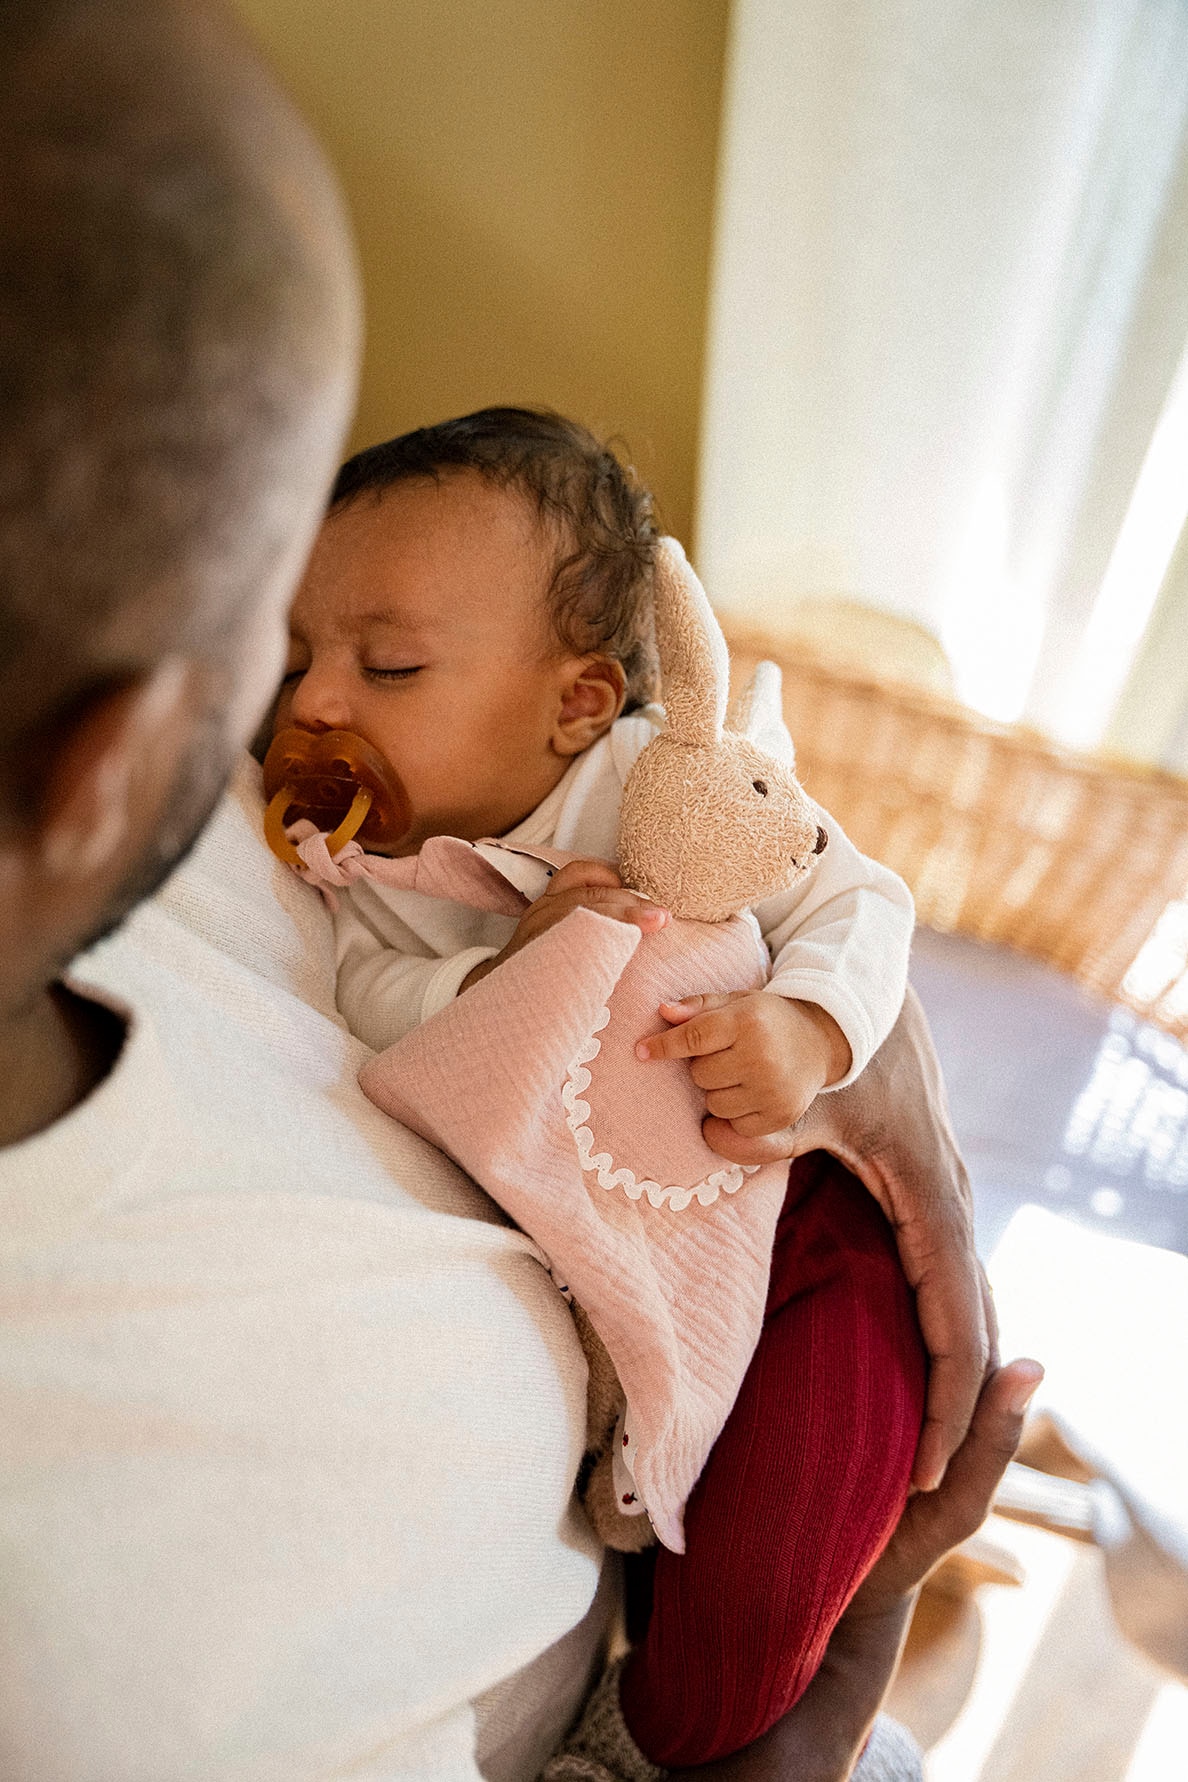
[{"left": 234, "top": 0, "right": 729, "bottom": 543}]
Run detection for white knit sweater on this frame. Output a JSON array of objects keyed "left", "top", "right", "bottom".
[{"left": 0, "top": 756, "right": 610, "bottom": 1781}]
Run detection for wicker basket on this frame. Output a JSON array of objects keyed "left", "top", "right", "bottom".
[{"left": 726, "top": 629, "right": 1188, "bottom": 1041}]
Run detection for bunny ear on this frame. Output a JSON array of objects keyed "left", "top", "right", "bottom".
[
  {"left": 726, "top": 660, "right": 797, "bottom": 767},
  {"left": 652, "top": 537, "right": 729, "bottom": 748}
]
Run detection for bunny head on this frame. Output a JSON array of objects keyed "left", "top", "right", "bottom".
[{"left": 618, "top": 539, "right": 825, "bottom": 923}]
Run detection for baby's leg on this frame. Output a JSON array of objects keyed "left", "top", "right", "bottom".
[{"left": 619, "top": 1151, "right": 926, "bottom": 1768}]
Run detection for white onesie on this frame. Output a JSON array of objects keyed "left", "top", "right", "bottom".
[{"left": 333, "top": 709, "right": 914, "bottom": 1084}]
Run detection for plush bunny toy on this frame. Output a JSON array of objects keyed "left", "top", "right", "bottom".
[
  {"left": 294, "top": 539, "right": 825, "bottom": 1553},
  {"left": 619, "top": 537, "right": 826, "bottom": 919}
]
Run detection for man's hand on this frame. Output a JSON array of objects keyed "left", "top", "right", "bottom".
[
  {"left": 849, "top": 1357, "right": 1043, "bottom": 1615},
  {"left": 635, "top": 990, "right": 852, "bottom": 1140},
  {"left": 697, "top": 987, "right": 996, "bottom": 1492},
  {"left": 461, "top": 860, "right": 668, "bottom": 993}
]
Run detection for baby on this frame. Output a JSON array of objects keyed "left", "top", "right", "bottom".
[{"left": 275, "top": 407, "right": 926, "bottom": 1770}]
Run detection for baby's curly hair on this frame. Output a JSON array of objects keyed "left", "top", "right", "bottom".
[{"left": 330, "top": 407, "right": 661, "bottom": 712}]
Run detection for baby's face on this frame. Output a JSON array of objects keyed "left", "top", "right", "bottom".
[{"left": 274, "top": 471, "right": 584, "bottom": 853}]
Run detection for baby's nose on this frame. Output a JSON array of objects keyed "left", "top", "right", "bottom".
[{"left": 288, "top": 667, "right": 353, "bottom": 734}]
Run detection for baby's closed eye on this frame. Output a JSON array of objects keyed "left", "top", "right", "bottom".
[{"left": 364, "top": 664, "right": 424, "bottom": 681}]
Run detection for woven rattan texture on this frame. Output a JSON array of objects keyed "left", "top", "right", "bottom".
[{"left": 726, "top": 632, "right": 1188, "bottom": 1042}]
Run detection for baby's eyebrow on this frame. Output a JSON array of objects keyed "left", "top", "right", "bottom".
[{"left": 354, "top": 607, "right": 437, "bottom": 636}]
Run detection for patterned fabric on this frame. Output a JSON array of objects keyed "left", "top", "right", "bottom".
[{"left": 342, "top": 834, "right": 791, "bottom": 1553}]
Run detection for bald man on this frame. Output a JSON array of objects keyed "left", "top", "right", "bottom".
[{"left": 0, "top": 3, "right": 1025, "bottom": 1778}]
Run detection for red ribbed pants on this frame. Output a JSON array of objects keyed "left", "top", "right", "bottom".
[{"left": 619, "top": 1151, "right": 926, "bottom": 1767}]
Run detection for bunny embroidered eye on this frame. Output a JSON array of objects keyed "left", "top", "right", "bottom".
[{"left": 752, "top": 779, "right": 768, "bottom": 796}]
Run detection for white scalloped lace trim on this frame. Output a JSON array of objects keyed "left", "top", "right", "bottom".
[{"left": 562, "top": 1008, "right": 760, "bottom": 1211}]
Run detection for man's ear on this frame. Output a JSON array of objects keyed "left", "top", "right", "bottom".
[
  {"left": 37, "top": 657, "right": 198, "bottom": 880},
  {"left": 552, "top": 657, "right": 627, "bottom": 758}
]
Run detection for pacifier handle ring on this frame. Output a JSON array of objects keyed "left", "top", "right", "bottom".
[
  {"left": 264, "top": 786, "right": 301, "bottom": 866},
  {"left": 325, "top": 787, "right": 373, "bottom": 856},
  {"left": 264, "top": 783, "right": 374, "bottom": 866}
]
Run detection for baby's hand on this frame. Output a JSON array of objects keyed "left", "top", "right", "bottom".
[
  {"left": 460, "top": 860, "right": 669, "bottom": 993},
  {"left": 635, "top": 990, "right": 852, "bottom": 1150}
]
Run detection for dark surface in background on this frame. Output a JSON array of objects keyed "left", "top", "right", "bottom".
[{"left": 910, "top": 927, "right": 1188, "bottom": 1261}]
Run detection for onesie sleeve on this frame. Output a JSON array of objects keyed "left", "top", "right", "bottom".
[
  {"left": 752, "top": 801, "right": 914, "bottom": 1090},
  {"left": 334, "top": 896, "right": 499, "bottom": 1054}
]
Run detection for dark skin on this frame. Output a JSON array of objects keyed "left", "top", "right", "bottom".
[{"left": 0, "top": 666, "right": 215, "bottom": 1148}]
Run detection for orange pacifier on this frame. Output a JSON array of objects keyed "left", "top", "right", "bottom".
[{"left": 262, "top": 727, "right": 411, "bottom": 865}]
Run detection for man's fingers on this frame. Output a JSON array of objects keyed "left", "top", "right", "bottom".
[
  {"left": 914, "top": 1377, "right": 982, "bottom": 1495},
  {"left": 859, "top": 1359, "right": 1043, "bottom": 1606},
  {"left": 911, "top": 1360, "right": 1043, "bottom": 1554},
  {"left": 911, "top": 1337, "right": 993, "bottom": 1492},
  {"left": 889, "top": 1204, "right": 991, "bottom": 1491},
  {"left": 980, "top": 1262, "right": 1001, "bottom": 1370}
]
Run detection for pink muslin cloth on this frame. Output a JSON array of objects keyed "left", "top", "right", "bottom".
[{"left": 297, "top": 829, "right": 789, "bottom": 1552}]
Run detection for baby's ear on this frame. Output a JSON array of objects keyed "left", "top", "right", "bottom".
[
  {"left": 553, "top": 657, "right": 627, "bottom": 758},
  {"left": 726, "top": 660, "right": 796, "bottom": 767}
]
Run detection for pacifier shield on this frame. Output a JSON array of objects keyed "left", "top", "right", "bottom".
[{"left": 262, "top": 728, "right": 411, "bottom": 863}]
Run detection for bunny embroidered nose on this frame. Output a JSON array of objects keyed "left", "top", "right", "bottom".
[
  {"left": 813, "top": 826, "right": 828, "bottom": 855},
  {"left": 262, "top": 727, "right": 411, "bottom": 865}
]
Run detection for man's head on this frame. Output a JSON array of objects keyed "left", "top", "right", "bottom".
[{"left": 0, "top": 0, "right": 360, "bottom": 997}]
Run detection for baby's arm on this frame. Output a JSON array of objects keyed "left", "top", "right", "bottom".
[
  {"left": 755, "top": 800, "right": 915, "bottom": 1090},
  {"left": 458, "top": 860, "right": 669, "bottom": 994},
  {"left": 637, "top": 806, "right": 913, "bottom": 1145},
  {"left": 334, "top": 898, "right": 503, "bottom": 1054},
  {"left": 334, "top": 863, "right": 667, "bottom": 1054}
]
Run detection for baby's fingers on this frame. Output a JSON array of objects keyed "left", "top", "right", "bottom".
[
  {"left": 599, "top": 893, "right": 669, "bottom": 931},
  {"left": 723, "top": 1110, "right": 793, "bottom": 1139},
  {"left": 656, "top": 992, "right": 748, "bottom": 1024},
  {"left": 549, "top": 885, "right": 669, "bottom": 931},
  {"left": 702, "top": 1116, "right": 798, "bottom": 1163},
  {"left": 637, "top": 1004, "right": 739, "bottom": 1062},
  {"left": 542, "top": 859, "right": 624, "bottom": 897},
  {"left": 703, "top": 1086, "right": 757, "bottom": 1121}
]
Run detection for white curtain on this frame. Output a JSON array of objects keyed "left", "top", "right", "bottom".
[{"left": 697, "top": 0, "right": 1188, "bottom": 746}]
